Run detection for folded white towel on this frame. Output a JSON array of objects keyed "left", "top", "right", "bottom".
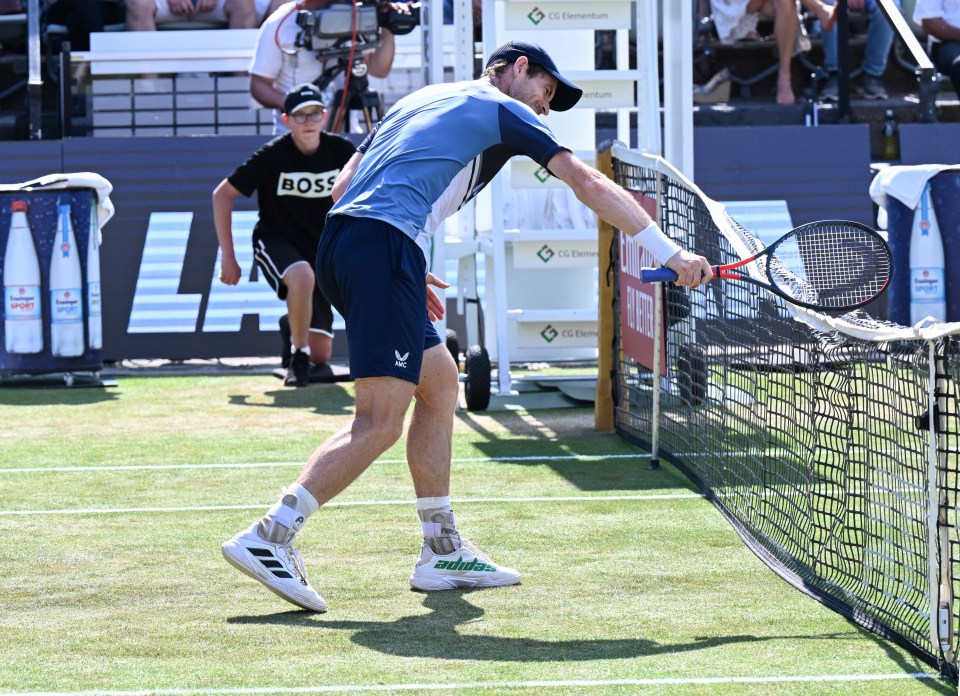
[{"left": 868, "top": 164, "right": 960, "bottom": 228}]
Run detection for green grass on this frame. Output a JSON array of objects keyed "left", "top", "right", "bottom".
[{"left": 0, "top": 375, "right": 950, "bottom": 695}]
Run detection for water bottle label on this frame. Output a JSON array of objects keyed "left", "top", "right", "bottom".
[
  {"left": 88, "top": 282, "right": 102, "bottom": 317},
  {"left": 51, "top": 288, "right": 83, "bottom": 323},
  {"left": 4, "top": 285, "right": 42, "bottom": 320},
  {"left": 911, "top": 268, "right": 945, "bottom": 302}
]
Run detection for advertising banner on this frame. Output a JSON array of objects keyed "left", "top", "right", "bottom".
[
  {"left": 0, "top": 189, "right": 102, "bottom": 374},
  {"left": 617, "top": 192, "right": 666, "bottom": 376},
  {"left": 505, "top": 2, "right": 631, "bottom": 31}
]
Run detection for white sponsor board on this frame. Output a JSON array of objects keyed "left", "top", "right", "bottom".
[
  {"left": 505, "top": 2, "right": 630, "bottom": 30},
  {"left": 511, "top": 240, "right": 598, "bottom": 269},
  {"left": 515, "top": 320, "right": 598, "bottom": 349}
]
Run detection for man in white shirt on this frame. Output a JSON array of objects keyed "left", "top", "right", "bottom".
[
  {"left": 914, "top": 0, "right": 960, "bottom": 95},
  {"left": 250, "top": 0, "right": 402, "bottom": 134}
]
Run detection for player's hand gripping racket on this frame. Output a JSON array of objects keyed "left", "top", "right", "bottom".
[{"left": 641, "top": 220, "right": 892, "bottom": 311}]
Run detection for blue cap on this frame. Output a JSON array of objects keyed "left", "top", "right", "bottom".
[{"left": 485, "top": 40, "right": 583, "bottom": 112}]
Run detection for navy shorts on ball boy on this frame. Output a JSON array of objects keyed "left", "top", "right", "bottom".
[{"left": 316, "top": 215, "right": 442, "bottom": 383}]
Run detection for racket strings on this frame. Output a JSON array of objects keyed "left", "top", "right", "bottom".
[{"left": 767, "top": 224, "right": 892, "bottom": 310}]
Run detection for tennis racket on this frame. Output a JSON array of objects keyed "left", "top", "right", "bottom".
[{"left": 641, "top": 220, "right": 892, "bottom": 311}]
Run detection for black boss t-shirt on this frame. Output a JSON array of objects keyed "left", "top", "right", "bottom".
[{"left": 228, "top": 132, "right": 356, "bottom": 248}]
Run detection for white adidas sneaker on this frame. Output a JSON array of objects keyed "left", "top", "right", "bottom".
[
  {"left": 222, "top": 523, "right": 327, "bottom": 612},
  {"left": 409, "top": 538, "right": 521, "bottom": 591}
]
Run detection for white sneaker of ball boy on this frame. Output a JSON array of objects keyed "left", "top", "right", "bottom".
[{"left": 222, "top": 486, "right": 520, "bottom": 611}]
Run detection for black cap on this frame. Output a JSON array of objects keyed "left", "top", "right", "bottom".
[
  {"left": 283, "top": 83, "right": 325, "bottom": 115},
  {"left": 485, "top": 40, "right": 582, "bottom": 112}
]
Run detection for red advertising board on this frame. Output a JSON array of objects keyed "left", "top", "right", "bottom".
[{"left": 618, "top": 192, "right": 667, "bottom": 376}]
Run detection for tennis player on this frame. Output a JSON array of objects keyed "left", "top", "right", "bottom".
[{"left": 222, "top": 41, "right": 712, "bottom": 612}]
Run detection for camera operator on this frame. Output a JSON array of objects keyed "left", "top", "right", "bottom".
[{"left": 250, "top": 0, "right": 412, "bottom": 134}]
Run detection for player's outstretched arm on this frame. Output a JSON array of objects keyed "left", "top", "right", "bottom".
[{"left": 547, "top": 150, "right": 712, "bottom": 288}]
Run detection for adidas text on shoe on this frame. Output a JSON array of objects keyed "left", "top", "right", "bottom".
[
  {"left": 410, "top": 538, "right": 520, "bottom": 591},
  {"left": 222, "top": 523, "right": 327, "bottom": 612},
  {"left": 284, "top": 349, "right": 310, "bottom": 388}
]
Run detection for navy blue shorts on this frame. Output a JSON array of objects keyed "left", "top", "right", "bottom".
[{"left": 316, "top": 215, "right": 441, "bottom": 383}]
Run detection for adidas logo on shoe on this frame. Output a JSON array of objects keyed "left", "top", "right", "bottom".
[
  {"left": 410, "top": 538, "right": 520, "bottom": 591},
  {"left": 222, "top": 523, "right": 327, "bottom": 612},
  {"left": 433, "top": 557, "right": 497, "bottom": 572},
  {"left": 248, "top": 546, "right": 305, "bottom": 584}
]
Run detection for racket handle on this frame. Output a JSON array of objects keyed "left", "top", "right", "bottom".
[{"left": 640, "top": 267, "right": 679, "bottom": 283}]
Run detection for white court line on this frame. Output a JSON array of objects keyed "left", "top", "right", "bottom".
[
  {"left": 0, "top": 672, "right": 939, "bottom": 695},
  {"left": 0, "top": 447, "right": 915, "bottom": 476},
  {"left": 0, "top": 493, "right": 705, "bottom": 517},
  {"left": 0, "top": 454, "right": 650, "bottom": 474}
]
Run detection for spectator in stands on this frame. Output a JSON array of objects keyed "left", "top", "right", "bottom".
[
  {"left": 711, "top": 0, "right": 838, "bottom": 105},
  {"left": 212, "top": 83, "right": 356, "bottom": 387},
  {"left": 125, "top": 0, "right": 258, "bottom": 31},
  {"left": 45, "top": 0, "right": 125, "bottom": 52},
  {"left": 914, "top": 0, "right": 960, "bottom": 96},
  {"left": 250, "top": 0, "right": 410, "bottom": 134},
  {"left": 818, "top": 0, "right": 903, "bottom": 101}
]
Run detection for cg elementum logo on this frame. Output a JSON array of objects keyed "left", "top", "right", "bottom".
[
  {"left": 537, "top": 244, "right": 555, "bottom": 264},
  {"left": 527, "top": 7, "right": 545, "bottom": 25},
  {"left": 540, "top": 325, "right": 559, "bottom": 343},
  {"left": 534, "top": 167, "right": 550, "bottom": 183}
]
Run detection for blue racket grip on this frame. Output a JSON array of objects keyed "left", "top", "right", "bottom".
[{"left": 640, "top": 267, "right": 679, "bottom": 283}]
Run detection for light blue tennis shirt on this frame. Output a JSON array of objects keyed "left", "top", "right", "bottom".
[{"left": 328, "top": 79, "right": 569, "bottom": 263}]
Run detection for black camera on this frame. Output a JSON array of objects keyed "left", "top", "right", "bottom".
[
  {"left": 381, "top": 2, "right": 421, "bottom": 36},
  {"left": 295, "top": 1, "right": 420, "bottom": 59}
]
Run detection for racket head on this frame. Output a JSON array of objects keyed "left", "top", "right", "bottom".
[{"left": 759, "top": 220, "right": 892, "bottom": 311}]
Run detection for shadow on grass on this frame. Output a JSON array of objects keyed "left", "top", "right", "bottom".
[
  {"left": 228, "top": 591, "right": 865, "bottom": 664},
  {"left": 227, "top": 383, "right": 355, "bottom": 415},
  {"left": 453, "top": 409, "right": 695, "bottom": 493},
  {"left": 0, "top": 386, "right": 119, "bottom": 405}
]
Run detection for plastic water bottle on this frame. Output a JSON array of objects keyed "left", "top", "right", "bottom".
[
  {"left": 86, "top": 205, "right": 102, "bottom": 350},
  {"left": 49, "top": 200, "right": 85, "bottom": 357},
  {"left": 3, "top": 200, "right": 44, "bottom": 354},
  {"left": 909, "top": 183, "right": 946, "bottom": 324},
  {"left": 881, "top": 109, "right": 900, "bottom": 161}
]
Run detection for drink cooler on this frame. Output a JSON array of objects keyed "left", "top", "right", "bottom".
[
  {"left": 0, "top": 189, "right": 102, "bottom": 375},
  {"left": 885, "top": 172, "right": 960, "bottom": 326}
]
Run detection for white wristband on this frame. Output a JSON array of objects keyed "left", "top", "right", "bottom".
[{"left": 634, "top": 223, "right": 682, "bottom": 266}]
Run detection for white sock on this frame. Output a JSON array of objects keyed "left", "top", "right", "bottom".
[{"left": 416, "top": 496, "right": 450, "bottom": 512}]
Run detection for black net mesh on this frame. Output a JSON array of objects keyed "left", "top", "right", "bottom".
[{"left": 610, "top": 149, "right": 960, "bottom": 681}]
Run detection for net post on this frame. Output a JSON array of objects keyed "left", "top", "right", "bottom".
[
  {"left": 648, "top": 168, "right": 665, "bottom": 471},
  {"left": 595, "top": 144, "right": 616, "bottom": 432},
  {"left": 934, "top": 342, "right": 956, "bottom": 666},
  {"left": 927, "top": 340, "right": 953, "bottom": 662}
]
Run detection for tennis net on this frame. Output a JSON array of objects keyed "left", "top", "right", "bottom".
[{"left": 604, "top": 143, "right": 960, "bottom": 680}]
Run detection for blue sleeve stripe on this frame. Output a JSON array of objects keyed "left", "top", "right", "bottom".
[{"left": 496, "top": 103, "right": 567, "bottom": 169}]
